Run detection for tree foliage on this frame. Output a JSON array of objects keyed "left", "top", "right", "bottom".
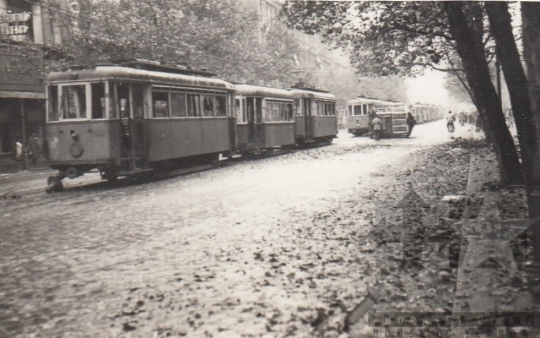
[
  {"left": 281, "top": 1, "right": 476, "bottom": 77},
  {"left": 50, "top": 0, "right": 300, "bottom": 85}
]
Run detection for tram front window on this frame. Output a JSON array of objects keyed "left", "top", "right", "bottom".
[{"left": 61, "top": 85, "right": 87, "bottom": 119}]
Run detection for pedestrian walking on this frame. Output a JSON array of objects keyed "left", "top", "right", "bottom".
[
  {"left": 372, "top": 114, "right": 382, "bottom": 141},
  {"left": 406, "top": 112, "right": 416, "bottom": 138},
  {"left": 27, "top": 133, "right": 40, "bottom": 166}
]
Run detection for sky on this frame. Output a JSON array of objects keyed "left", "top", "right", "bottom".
[{"left": 405, "top": 70, "right": 476, "bottom": 112}]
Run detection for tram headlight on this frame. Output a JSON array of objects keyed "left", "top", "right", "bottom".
[{"left": 69, "top": 130, "right": 79, "bottom": 141}]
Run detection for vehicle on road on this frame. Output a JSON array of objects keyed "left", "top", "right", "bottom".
[
  {"left": 234, "top": 84, "right": 295, "bottom": 152},
  {"left": 44, "top": 60, "right": 337, "bottom": 192},
  {"left": 346, "top": 96, "right": 385, "bottom": 136},
  {"left": 290, "top": 83, "right": 338, "bottom": 144},
  {"left": 346, "top": 97, "right": 408, "bottom": 138},
  {"left": 409, "top": 103, "right": 443, "bottom": 124}
]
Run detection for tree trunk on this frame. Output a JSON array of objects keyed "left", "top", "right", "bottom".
[
  {"left": 486, "top": 2, "right": 540, "bottom": 217},
  {"left": 444, "top": 2, "right": 523, "bottom": 185},
  {"left": 521, "top": 2, "right": 540, "bottom": 275}
]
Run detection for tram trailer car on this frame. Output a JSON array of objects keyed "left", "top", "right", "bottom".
[
  {"left": 234, "top": 84, "right": 295, "bottom": 152},
  {"left": 346, "top": 97, "right": 385, "bottom": 136},
  {"left": 290, "top": 85, "right": 338, "bottom": 143},
  {"left": 45, "top": 60, "right": 236, "bottom": 191}
]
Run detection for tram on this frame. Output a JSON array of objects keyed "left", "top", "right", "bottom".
[
  {"left": 234, "top": 84, "right": 295, "bottom": 152},
  {"left": 44, "top": 60, "right": 339, "bottom": 192},
  {"left": 290, "top": 84, "right": 338, "bottom": 144},
  {"left": 409, "top": 103, "right": 441, "bottom": 124},
  {"left": 45, "top": 60, "right": 235, "bottom": 191},
  {"left": 346, "top": 96, "right": 385, "bottom": 136},
  {"left": 346, "top": 97, "right": 406, "bottom": 136}
]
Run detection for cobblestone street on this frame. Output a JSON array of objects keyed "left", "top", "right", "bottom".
[{"left": 0, "top": 121, "right": 480, "bottom": 337}]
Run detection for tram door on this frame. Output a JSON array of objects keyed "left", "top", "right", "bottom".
[
  {"left": 246, "top": 97, "right": 263, "bottom": 144},
  {"left": 303, "top": 98, "right": 313, "bottom": 140},
  {"left": 131, "top": 85, "right": 147, "bottom": 168},
  {"left": 116, "top": 84, "right": 132, "bottom": 160},
  {"left": 116, "top": 83, "right": 147, "bottom": 169}
]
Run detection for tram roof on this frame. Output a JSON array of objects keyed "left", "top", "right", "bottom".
[
  {"left": 347, "top": 97, "right": 385, "bottom": 105},
  {"left": 289, "top": 88, "right": 336, "bottom": 101},
  {"left": 45, "top": 65, "right": 235, "bottom": 90},
  {"left": 234, "top": 84, "right": 293, "bottom": 100}
]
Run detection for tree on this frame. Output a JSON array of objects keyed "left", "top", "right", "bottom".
[
  {"left": 49, "top": 0, "right": 300, "bottom": 86},
  {"left": 281, "top": 1, "right": 522, "bottom": 185}
]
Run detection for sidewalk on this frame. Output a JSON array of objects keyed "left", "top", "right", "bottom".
[
  {"left": 346, "top": 130, "right": 539, "bottom": 337},
  {"left": 0, "top": 157, "right": 50, "bottom": 173}
]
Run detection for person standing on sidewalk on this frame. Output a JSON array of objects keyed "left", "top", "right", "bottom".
[
  {"left": 27, "top": 133, "right": 40, "bottom": 167},
  {"left": 406, "top": 112, "right": 416, "bottom": 138},
  {"left": 372, "top": 114, "right": 382, "bottom": 141}
]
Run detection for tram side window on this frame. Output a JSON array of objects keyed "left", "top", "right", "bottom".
[
  {"left": 215, "top": 96, "right": 226, "bottom": 116},
  {"left": 348, "top": 105, "right": 352, "bottom": 117},
  {"left": 280, "top": 102, "right": 293, "bottom": 121},
  {"left": 295, "top": 99, "right": 302, "bottom": 116},
  {"left": 202, "top": 95, "right": 214, "bottom": 117},
  {"left": 152, "top": 91, "right": 169, "bottom": 118},
  {"left": 187, "top": 94, "right": 201, "bottom": 117},
  {"left": 61, "top": 85, "right": 87, "bottom": 119},
  {"left": 48, "top": 85, "right": 59, "bottom": 121},
  {"left": 170, "top": 92, "right": 187, "bottom": 117},
  {"left": 235, "top": 98, "right": 243, "bottom": 122},
  {"left": 91, "top": 83, "right": 105, "bottom": 119}
]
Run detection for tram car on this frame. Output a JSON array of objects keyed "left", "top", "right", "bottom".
[
  {"left": 290, "top": 84, "right": 338, "bottom": 144},
  {"left": 234, "top": 84, "right": 295, "bottom": 152},
  {"left": 409, "top": 103, "right": 441, "bottom": 124},
  {"left": 45, "top": 60, "right": 236, "bottom": 191},
  {"left": 346, "top": 96, "right": 384, "bottom": 136},
  {"left": 347, "top": 97, "right": 410, "bottom": 137},
  {"left": 44, "top": 60, "right": 338, "bottom": 192}
]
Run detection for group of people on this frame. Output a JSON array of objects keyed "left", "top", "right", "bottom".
[
  {"left": 446, "top": 110, "right": 484, "bottom": 133},
  {"left": 14, "top": 133, "right": 42, "bottom": 167}
]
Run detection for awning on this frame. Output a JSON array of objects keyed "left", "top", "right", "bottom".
[{"left": 0, "top": 91, "right": 45, "bottom": 99}]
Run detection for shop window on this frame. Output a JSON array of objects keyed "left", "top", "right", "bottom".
[
  {"left": 47, "top": 85, "right": 59, "bottom": 121},
  {"left": 91, "top": 83, "right": 105, "bottom": 119},
  {"left": 170, "top": 92, "right": 187, "bottom": 117},
  {"left": 61, "top": 85, "right": 87, "bottom": 119},
  {"left": 187, "top": 94, "right": 200, "bottom": 117},
  {"left": 215, "top": 95, "right": 226, "bottom": 116},
  {"left": 201, "top": 95, "right": 214, "bottom": 117},
  {"left": 152, "top": 91, "right": 169, "bottom": 118}
]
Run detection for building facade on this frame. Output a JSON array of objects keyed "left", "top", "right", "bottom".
[
  {"left": 0, "top": 0, "right": 66, "bottom": 163},
  {"left": 240, "top": 0, "right": 350, "bottom": 81}
]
